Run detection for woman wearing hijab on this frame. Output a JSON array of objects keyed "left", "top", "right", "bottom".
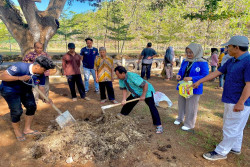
[
  {"left": 163, "top": 46, "right": 175, "bottom": 81},
  {"left": 174, "top": 43, "right": 209, "bottom": 131}
]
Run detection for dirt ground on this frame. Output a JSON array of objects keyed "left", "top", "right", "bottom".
[{"left": 0, "top": 75, "right": 249, "bottom": 167}]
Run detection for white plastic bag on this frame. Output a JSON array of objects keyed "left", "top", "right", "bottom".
[{"left": 154, "top": 91, "right": 173, "bottom": 108}]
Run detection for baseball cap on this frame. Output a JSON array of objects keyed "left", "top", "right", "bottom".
[{"left": 221, "top": 35, "right": 249, "bottom": 47}]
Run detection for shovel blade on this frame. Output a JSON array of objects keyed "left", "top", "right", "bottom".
[{"left": 55, "top": 110, "right": 76, "bottom": 128}]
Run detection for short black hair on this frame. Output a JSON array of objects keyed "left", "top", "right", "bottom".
[
  {"left": 211, "top": 48, "right": 218, "bottom": 53},
  {"left": 147, "top": 42, "right": 152, "bottom": 47},
  {"left": 68, "top": 43, "right": 75, "bottom": 49},
  {"left": 232, "top": 45, "right": 248, "bottom": 52},
  {"left": 114, "top": 66, "right": 127, "bottom": 74},
  {"left": 34, "top": 56, "right": 55, "bottom": 70},
  {"left": 85, "top": 37, "right": 93, "bottom": 42}
]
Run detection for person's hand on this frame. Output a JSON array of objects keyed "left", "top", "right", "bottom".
[
  {"left": 121, "top": 100, "right": 126, "bottom": 105},
  {"left": 140, "top": 95, "right": 145, "bottom": 101},
  {"left": 176, "top": 75, "right": 181, "bottom": 80},
  {"left": 96, "top": 78, "right": 99, "bottom": 83},
  {"left": 137, "top": 60, "right": 141, "bottom": 64},
  {"left": 233, "top": 103, "right": 244, "bottom": 112},
  {"left": 43, "top": 98, "right": 53, "bottom": 105},
  {"left": 18, "top": 75, "right": 31, "bottom": 81},
  {"left": 112, "top": 77, "right": 114, "bottom": 82},
  {"left": 183, "top": 77, "right": 192, "bottom": 82},
  {"left": 147, "top": 56, "right": 152, "bottom": 60},
  {"left": 191, "top": 81, "right": 201, "bottom": 89}
]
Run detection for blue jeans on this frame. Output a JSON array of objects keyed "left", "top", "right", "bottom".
[
  {"left": 141, "top": 63, "right": 152, "bottom": 80},
  {"left": 1, "top": 89, "right": 36, "bottom": 123},
  {"left": 83, "top": 67, "right": 99, "bottom": 92},
  {"left": 219, "top": 74, "right": 224, "bottom": 87}
]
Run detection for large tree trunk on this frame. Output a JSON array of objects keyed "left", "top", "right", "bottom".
[{"left": 0, "top": 0, "right": 67, "bottom": 56}]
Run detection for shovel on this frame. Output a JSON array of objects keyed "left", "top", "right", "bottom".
[
  {"left": 101, "top": 98, "right": 140, "bottom": 113},
  {"left": 33, "top": 86, "right": 76, "bottom": 128}
]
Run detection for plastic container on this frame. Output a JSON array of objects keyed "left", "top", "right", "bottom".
[{"left": 178, "top": 81, "right": 193, "bottom": 98}]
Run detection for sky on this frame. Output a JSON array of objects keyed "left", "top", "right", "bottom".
[{"left": 12, "top": 0, "right": 95, "bottom": 14}]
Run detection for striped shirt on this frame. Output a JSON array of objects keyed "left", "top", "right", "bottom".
[{"left": 94, "top": 56, "right": 113, "bottom": 82}]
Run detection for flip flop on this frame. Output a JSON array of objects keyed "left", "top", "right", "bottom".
[
  {"left": 24, "top": 130, "right": 41, "bottom": 135},
  {"left": 100, "top": 99, "right": 107, "bottom": 104},
  {"left": 16, "top": 134, "right": 26, "bottom": 141}
]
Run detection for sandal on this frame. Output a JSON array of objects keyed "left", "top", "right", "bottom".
[
  {"left": 16, "top": 134, "right": 26, "bottom": 141},
  {"left": 156, "top": 126, "right": 163, "bottom": 134},
  {"left": 100, "top": 99, "right": 107, "bottom": 104},
  {"left": 23, "top": 130, "right": 41, "bottom": 135},
  {"left": 111, "top": 100, "right": 118, "bottom": 104}
]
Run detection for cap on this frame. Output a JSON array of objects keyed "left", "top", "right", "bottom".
[{"left": 221, "top": 35, "right": 249, "bottom": 47}]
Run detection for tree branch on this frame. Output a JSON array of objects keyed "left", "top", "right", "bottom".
[
  {"left": 0, "top": 0, "right": 27, "bottom": 43},
  {"left": 44, "top": 0, "right": 67, "bottom": 19},
  {"left": 18, "top": 0, "right": 40, "bottom": 41}
]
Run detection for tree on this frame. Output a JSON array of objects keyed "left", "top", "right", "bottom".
[
  {"left": 183, "top": 0, "right": 247, "bottom": 48},
  {"left": 0, "top": 0, "right": 101, "bottom": 56},
  {"left": 104, "top": 1, "right": 135, "bottom": 55},
  {"left": 56, "top": 11, "right": 83, "bottom": 52}
]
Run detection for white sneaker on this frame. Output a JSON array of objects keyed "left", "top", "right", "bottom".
[
  {"left": 181, "top": 126, "right": 191, "bottom": 131},
  {"left": 174, "top": 120, "right": 181, "bottom": 125},
  {"left": 72, "top": 98, "right": 77, "bottom": 102}
]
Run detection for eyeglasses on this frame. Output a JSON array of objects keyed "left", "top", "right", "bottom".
[{"left": 186, "top": 52, "right": 193, "bottom": 55}]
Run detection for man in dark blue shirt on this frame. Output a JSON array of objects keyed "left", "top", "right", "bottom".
[
  {"left": 138, "top": 42, "right": 157, "bottom": 80},
  {"left": 192, "top": 36, "right": 250, "bottom": 161},
  {"left": 80, "top": 37, "right": 99, "bottom": 93},
  {"left": 0, "top": 56, "right": 55, "bottom": 141}
]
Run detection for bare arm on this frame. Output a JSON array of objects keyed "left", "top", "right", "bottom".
[
  {"left": 192, "top": 70, "right": 222, "bottom": 88},
  {"left": 138, "top": 55, "right": 143, "bottom": 63},
  {"left": 0, "top": 71, "right": 30, "bottom": 81},
  {"left": 95, "top": 70, "right": 99, "bottom": 83},
  {"left": 234, "top": 82, "right": 250, "bottom": 112},
  {"left": 121, "top": 89, "right": 128, "bottom": 105}
]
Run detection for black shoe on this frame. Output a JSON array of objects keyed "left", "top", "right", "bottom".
[{"left": 230, "top": 149, "right": 241, "bottom": 155}]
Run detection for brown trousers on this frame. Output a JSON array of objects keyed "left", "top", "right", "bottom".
[{"left": 176, "top": 94, "right": 200, "bottom": 129}]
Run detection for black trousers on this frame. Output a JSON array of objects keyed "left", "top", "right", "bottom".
[
  {"left": 1, "top": 88, "right": 36, "bottom": 123},
  {"left": 99, "top": 81, "right": 115, "bottom": 100},
  {"left": 121, "top": 93, "right": 161, "bottom": 125},
  {"left": 67, "top": 74, "right": 86, "bottom": 99}
]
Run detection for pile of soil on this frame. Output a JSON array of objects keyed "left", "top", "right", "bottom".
[{"left": 25, "top": 112, "right": 144, "bottom": 165}]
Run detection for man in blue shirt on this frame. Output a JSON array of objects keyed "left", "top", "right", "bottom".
[
  {"left": 114, "top": 66, "right": 163, "bottom": 134},
  {"left": 80, "top": 37, "right": 99, "bottom": 93},
  {"left": 192, "top": 36, "right": 250, "bottom": 161},
  {"left": 138, "top": 42, "right": 157, "bottom": 80},
  {"left": 0, "top": 56, "right": 55, "bottom": 141}
]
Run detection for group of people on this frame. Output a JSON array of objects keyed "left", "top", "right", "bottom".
[
  {"left": 0, "top": 36, "right": 249, "bottom": 162},
  {"left": 138, "top": 42, "right": 175, "bottom": 81}
]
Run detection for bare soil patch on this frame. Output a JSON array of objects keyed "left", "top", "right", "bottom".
[{"left": 0, "top": 76, "right": 249, "bottom": 167}]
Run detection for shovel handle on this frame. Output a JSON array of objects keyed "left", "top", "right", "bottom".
[
  {"left": 33, "top": 86, "right": 63, "bottom": 115},
  {"left": 104, "top": 98, "right": 140, "bottom": 109}
]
